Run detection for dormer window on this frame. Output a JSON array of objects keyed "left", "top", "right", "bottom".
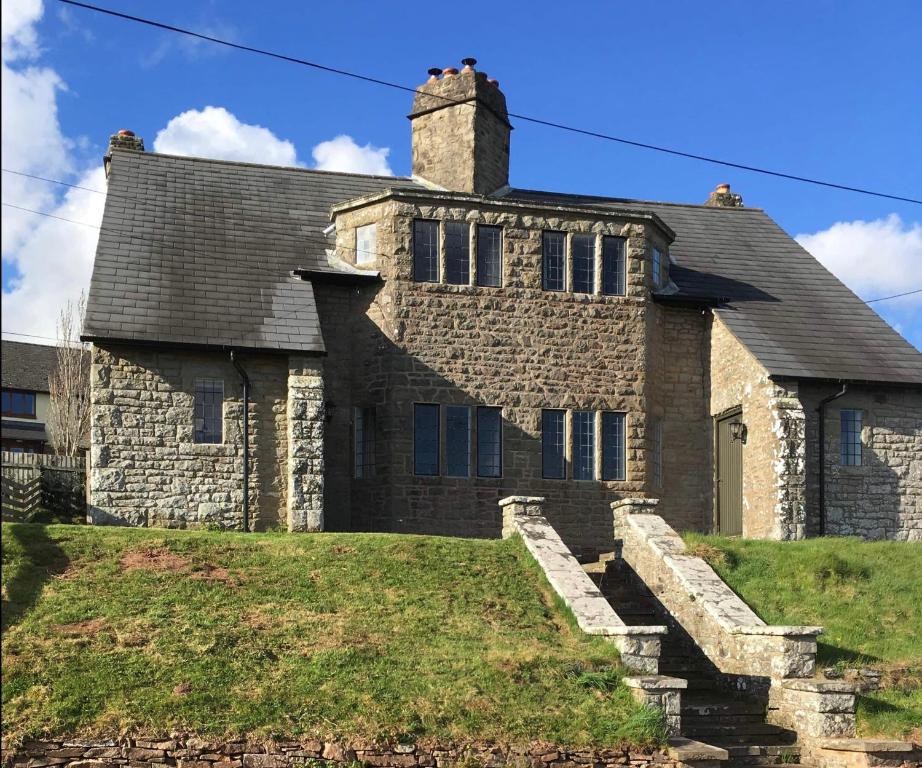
[{"left": 355, "top": 224, "right": 377, "bottom": 265}]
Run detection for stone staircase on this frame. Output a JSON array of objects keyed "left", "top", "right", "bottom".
[{"left": 587, "top": 557, "right": 804, "bottom": 767}]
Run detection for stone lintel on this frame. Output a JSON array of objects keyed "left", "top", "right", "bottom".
[
  {"left": 623, "top": 675, "right": 688, "bottom": 690},
  {"left": 814, "top": 738, "right": 912, "bottom": 753},
  {"left": 732, "top": 625, "right": 823, "bottom": 637},
  {"left": 781, "top": 678, "right": 860, "bottom": 694},
  {"left": 666, "top": 738, "right": 729, "bottom": 762}
]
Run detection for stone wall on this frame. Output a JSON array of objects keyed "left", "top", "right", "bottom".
[
  {"left": 331, "top": 195, "right": 675, "bottom": 555},
  {"left": 88, "top": 345, "right": 291, "bottom": 531},
  {"left": 286, "top": 356, "right": 324, "bottom": 532},
  {"left": 709, "top": 315, "right": 806, "bottom": 539},
  {"left": 799, "top": 383, "right": 922, "bottom": 540},
  {"left": 0, "top": 738, "right": 684, "bottom": 768}
]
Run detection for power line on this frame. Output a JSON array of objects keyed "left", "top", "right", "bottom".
[
  {"left": 56, "top": 0, "right": 922, "bottom": 206},
  {"left": 1, "top": 168, "right": 105, "bottom": 194},
  {"left": 1, "top": 330, "right": 60, "bottom": 343},
  {"left": 865, "top": 287, "right": 922, "bottom": 303},
  {"left": 1, "top": 202, "right": 101, "bottom": 228}
]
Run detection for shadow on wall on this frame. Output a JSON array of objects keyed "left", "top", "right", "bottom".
[
  {"left": 1, "top": 524, "right": 70, "bottom": 632},
  {"left": 317, "top": 283, "right": 646, "bottom": 557}
]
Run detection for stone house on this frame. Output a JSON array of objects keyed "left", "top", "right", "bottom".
[{"left": 82, "top": 64, "right": 922, "bottom": 551}]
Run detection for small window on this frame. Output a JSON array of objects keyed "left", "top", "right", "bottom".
[
  {"left": 2, "top": 389, "right": 36, "bottom": 419},
  {"left": 840, "top": 409, "right": 862, "bottom": 466},
  {"left": 356, "top": 224, "right": 377, "bottom": 265},
  {"left": 652, "top": 247, "right": 663, "bottom": 288},
  {"left": 477, "top": 406, "right": 502, "bottom": 477},
  {"left": 354, "top": 407, "right": 376, "bottom": 478},
  {"left": 651, "top": 418, "right": 663, "bottom": 487},
  {"left": 572, "top": 234, "right": 596, "bottom": 294},
  {"left": 572, "top": 410, "right": 596, "bottom": 481},
  {"left": 414, "top": 403, "right": 440, "bottom": 475},
  {"left": 413, "top": 220, "right": 440, "bottom": 282},
  {"left": 476, "top": 225, "right": 502, "bottom": 287},
  {"left": 602, "top": 236, "right": 626, "bottom": 296},
  {"left": 194, "top": 379, "right": 224, "bottom": 444},
  {"left": 542, "top": 409, "right": 566, "bottom": 479},
  {"left": 542, "top": 231, "right": 566, "bottom": 292},
  {"left": 444, "top": 221, "right": 470, "bottom": 285},
  {"left": 602, "top": 412, "right": 626, "bottom": 481},
  {"left": 446, "top": 405, "right": 471, "bottom": 477}
]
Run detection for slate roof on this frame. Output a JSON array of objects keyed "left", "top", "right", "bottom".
[
  {"left": 1, "top": 340, "right": 59, "bottom": 392},
  {"left": 506, "top": 189, "right": 922, "bottom": 385},
  {"left": 82, "top": 150, "right": 421, "bottom": 353}
]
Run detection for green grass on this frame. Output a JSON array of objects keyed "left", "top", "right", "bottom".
[
  {"left": 1, "top": 523, "right": 664, "bottom": 746},
  {"left": 683, "top": 534, "right": 922, "bottom": 741}
]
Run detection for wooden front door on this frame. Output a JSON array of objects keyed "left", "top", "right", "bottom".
[{"left": 716, "top": 411, "right": 743, "bottom": 536}]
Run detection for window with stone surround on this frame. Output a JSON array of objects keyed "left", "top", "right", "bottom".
[
  {"left": 602, "top": 236, "right": 626, "bottom": 296},
  {"left": 414, "top": 403, "right": 440, "bottom": 475},
  {"left": 2, "top": 389, "right": 36, "bottom": 419},
  {"left": 446, "top": 405, "right": 471, "bottom": 477},
  {"left": 354, "top": 407, "right": 376, "bottom": 478},
  {"left": 476, "top": 406, "right": 503, "bottom": 477},
  {"left": 413, "top": 220, "right": 440, "bottom": 282},
  {"left": 542, "top": 409, "right": 566, "bottom": 479},
  {"left": 602, "top": 412, "right": 626, "bottom": 481},
  {"left": 476, "top": 225, "right": 502, "bottom": 287},
  {"left": 652, "top": 247, "right": 664, "bottom": 288},
  {"left": 193, "top": 378, "right": 223, "bottom": 444},
  {"left": 572, "top": 234, "right": 595, "bottom": 294},
  {"left": 445, "top": 221, "right": 470, "bottom": 285},
  {"left": 542, "top": 231, "right": 566, "bottom": 292},
  {"left": 355, "top": 224, "right": 377, "bottom": 265},
  {"left": 572, "top": 410, "right": 596, "bottom": 480},
  {"left": 840, "top": 409, "right": 863, "bottom": 466}
]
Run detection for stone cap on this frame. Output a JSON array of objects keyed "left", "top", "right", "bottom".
[
  {"left": 623, "top": 675, "right": 688, "bottom": 690},
  {"left": 814, "top": 738, "right": 913, "bottom": 753},
  {"left": 666, "top": 737, "right": 729, "bottom": 762},
  {"left": 731, "top": 625, "right": 823, "bottom": 637},
  {"left": 781, "top": 678, "right": 860, "bottom": 694},
  {"left": 610, "top": 498, "right": 660, "bottom": 513},
  {"left": 498, "top": 496, "right": 546, "bottom": 508},
  {"left": 602, "top": 624, "right": 668, "bottom": 637}
]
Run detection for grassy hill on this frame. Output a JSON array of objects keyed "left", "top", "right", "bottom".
[
  {"left": 1, "top": 523, "right": 662, "bottom": 746},
  {"left": 684, "top": 534, "right": 922, "bottom": 741}
]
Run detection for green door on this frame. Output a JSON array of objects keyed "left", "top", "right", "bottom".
[{"left": 716, "top": 412, "right": 743, "bottom": 536}]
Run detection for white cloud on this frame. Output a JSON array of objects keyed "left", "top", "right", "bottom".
[
  {"left": 311, "top": 134, "right": 392, "bottom": 176},
  {"left": 2, "top": 0, "right": 42, "bottom": 60},
  {"left": 153, "top": 106, "right": 300, "bottom": 166},
  {"left": 796, "top": 215, "right": 922, "bottom": 350}
]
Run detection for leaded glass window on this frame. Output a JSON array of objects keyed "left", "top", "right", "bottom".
[
  {"left": 602, "top": 236, "right": 626, "bottom": 296},
  {"left": 356, "top": 224, "right": 377, "bottom": 265},
  {"left": 413, "top": 220, "right": 439, "bottom": 282},
  {"left": 542, "top": 409, "right": 566, "bottom": 479},
  {"left": 445, "top": 221, "right": 470, "bottom": 285},
  {"left": 476, "top": 225, "right": 502, "bottom": 287},
  {"left": 572, "top": 410, "right": 595, "bottom": 480},
  {"left": 602, "top": 412, "right": 626, "bottom": 481},
  {"left": 543, "top": 231, "right": 566, "bottom": 292},
  {"left": 194, "top": 378, "right": 223, "bottom": 444},
  {"left": 354, "top": 407, "right": 376, "bottom": 478},
  {"left": 477, "top": 406, "right": 502, "bottom": 477},
  {"left": 572, "top": 234, "right": 595, "bottom": 294},
  {"left": 840, "top": 409, "right": 862, "bottom": 466},
  {"left": 414, "top": 403, "right": 440, "bottom": 475},
  {"left": 446, "top": 405, "right": 471, "bottom": 477}
]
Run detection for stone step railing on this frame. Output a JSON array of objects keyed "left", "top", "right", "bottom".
[{"left": 611, "top": 498, "right": 918, "bottom": 764}]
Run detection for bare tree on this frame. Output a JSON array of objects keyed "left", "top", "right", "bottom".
[{"left": 47, "top": 292, "right": 91, "bottom": 457}]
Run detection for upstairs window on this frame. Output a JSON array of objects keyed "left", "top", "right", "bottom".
[
  {"left": 194, "top": 378, "right": 223, "bottom": 444},
  {"left": 414, "top": 403, "right": 440, "bottom": 475},
  {"left": 542, "top": 231, "right": 566, "bottom": 292},
  {"left": 602, "top": 236, "right": 626, "bottom": 296},
  {"left": 445, "top": 221, "right": 470, "bottom": 285},
  {"left": 354, "top": 407, "right": 376, "bottom": 478},
  {"left": 572, "top": 410, "right": 595, "bottom": 480},
  {"left": 602, "top": 412, "right": 626, "bottom": 481},
  {"left": 2, "top": 389, "right": 36, "bottom": 419},
  {"left": 476, "top": 406, "right": 503, "bottom": 477},
  {"left": 652, "top": 247, "right": 664, "bottom": 288},
  {"left": 413, "top": 220, "right": 440, "bottom": 282},
  {"left": 840, "top": 409, "right": 862, "bottom": 466},
  {"left": 355, "top": 224, "right": 377, "bottom": 265},
  {"left": 542, "top": 409, "right": 566, "bottom": 479},
  {"left": 572, "top": 234, "right": 596, "bottom": 294},
  {"left": 476, "top": 225, "right": 502, "bottom": 287},
  {"left": 446, "top": 405, "right": 471, "bottom": 477}
]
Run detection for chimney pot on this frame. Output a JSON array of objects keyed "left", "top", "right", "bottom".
[
  {"left": 487, "top": 78, "right": 499, "bottom": 88},
  {"left": 117, "top": 129, "right": 135, "bottom": 137},
  {"left": 705, "top": 182, "right": 743, "bottom": 208},
  {"left": 442, "top": 67, "right": 459, "bottom": 76},
  {"left": 427, "top": 67, "right": 441, "bottom": 82},
  {"left": 461, "top": 57, "right": 476, "bottom": 73},
  {"left": 716, "top": 183, "right": 730, "bottom": 193},
  {"left": 104, "top": 128, "right": 145, "bottom": 177}
]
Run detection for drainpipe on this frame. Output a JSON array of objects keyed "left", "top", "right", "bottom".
[
  {"left": 816, "top": 382, "right": 848, "bottom": 536},
  {"left": 230, "top": 350, "right": 250, "bottom": 532}
]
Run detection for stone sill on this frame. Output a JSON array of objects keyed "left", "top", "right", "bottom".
[
  {"left": 781, "top": 678, "right": 860, "bottom": 693},
  {"left": 731, "top": 625, "right": 823, "bottom": 637},
  {"left": 815, "top": 738, "right": 913, "bottom": 753}
]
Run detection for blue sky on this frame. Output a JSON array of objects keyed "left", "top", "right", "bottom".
[{"left": 2, "top": 0, "right": 921, "bottom": 347}]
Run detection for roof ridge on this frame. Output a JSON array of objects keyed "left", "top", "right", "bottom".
[
  {"left": 112, "top": 148, "right": 415, "bottom": 183},
  {"left": 506, "top": 186, "right": 765, "bottom": 212}
]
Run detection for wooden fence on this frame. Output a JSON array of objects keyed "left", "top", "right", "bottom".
[{"left": 1, "top": 451, "right": 86, "bottom": 522}]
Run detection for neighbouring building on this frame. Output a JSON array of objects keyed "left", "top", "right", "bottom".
[
  {"left": 1, "top": 340, "right": 59, "bottom": 453},
  {"left": 81, "top": 63, "right": 922, "bottom": 550}
]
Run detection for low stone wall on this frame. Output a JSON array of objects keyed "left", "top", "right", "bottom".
[{"left": 0, "top": 738, "right": 686, "bottom": 768}]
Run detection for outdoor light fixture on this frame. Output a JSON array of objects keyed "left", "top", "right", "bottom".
[{"left": 729, "top": 421, "right": 747, "bottom": 443}]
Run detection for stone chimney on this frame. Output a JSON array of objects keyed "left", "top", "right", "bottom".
[
  {"left": 409, "top": 59, "right": 512, "bottom": 195},
  {"left": 705, "top": 183, "right": 743, "bottom": 208},
  {"left": 104, "top": 129, "right": 144, "bottom": 177}
]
